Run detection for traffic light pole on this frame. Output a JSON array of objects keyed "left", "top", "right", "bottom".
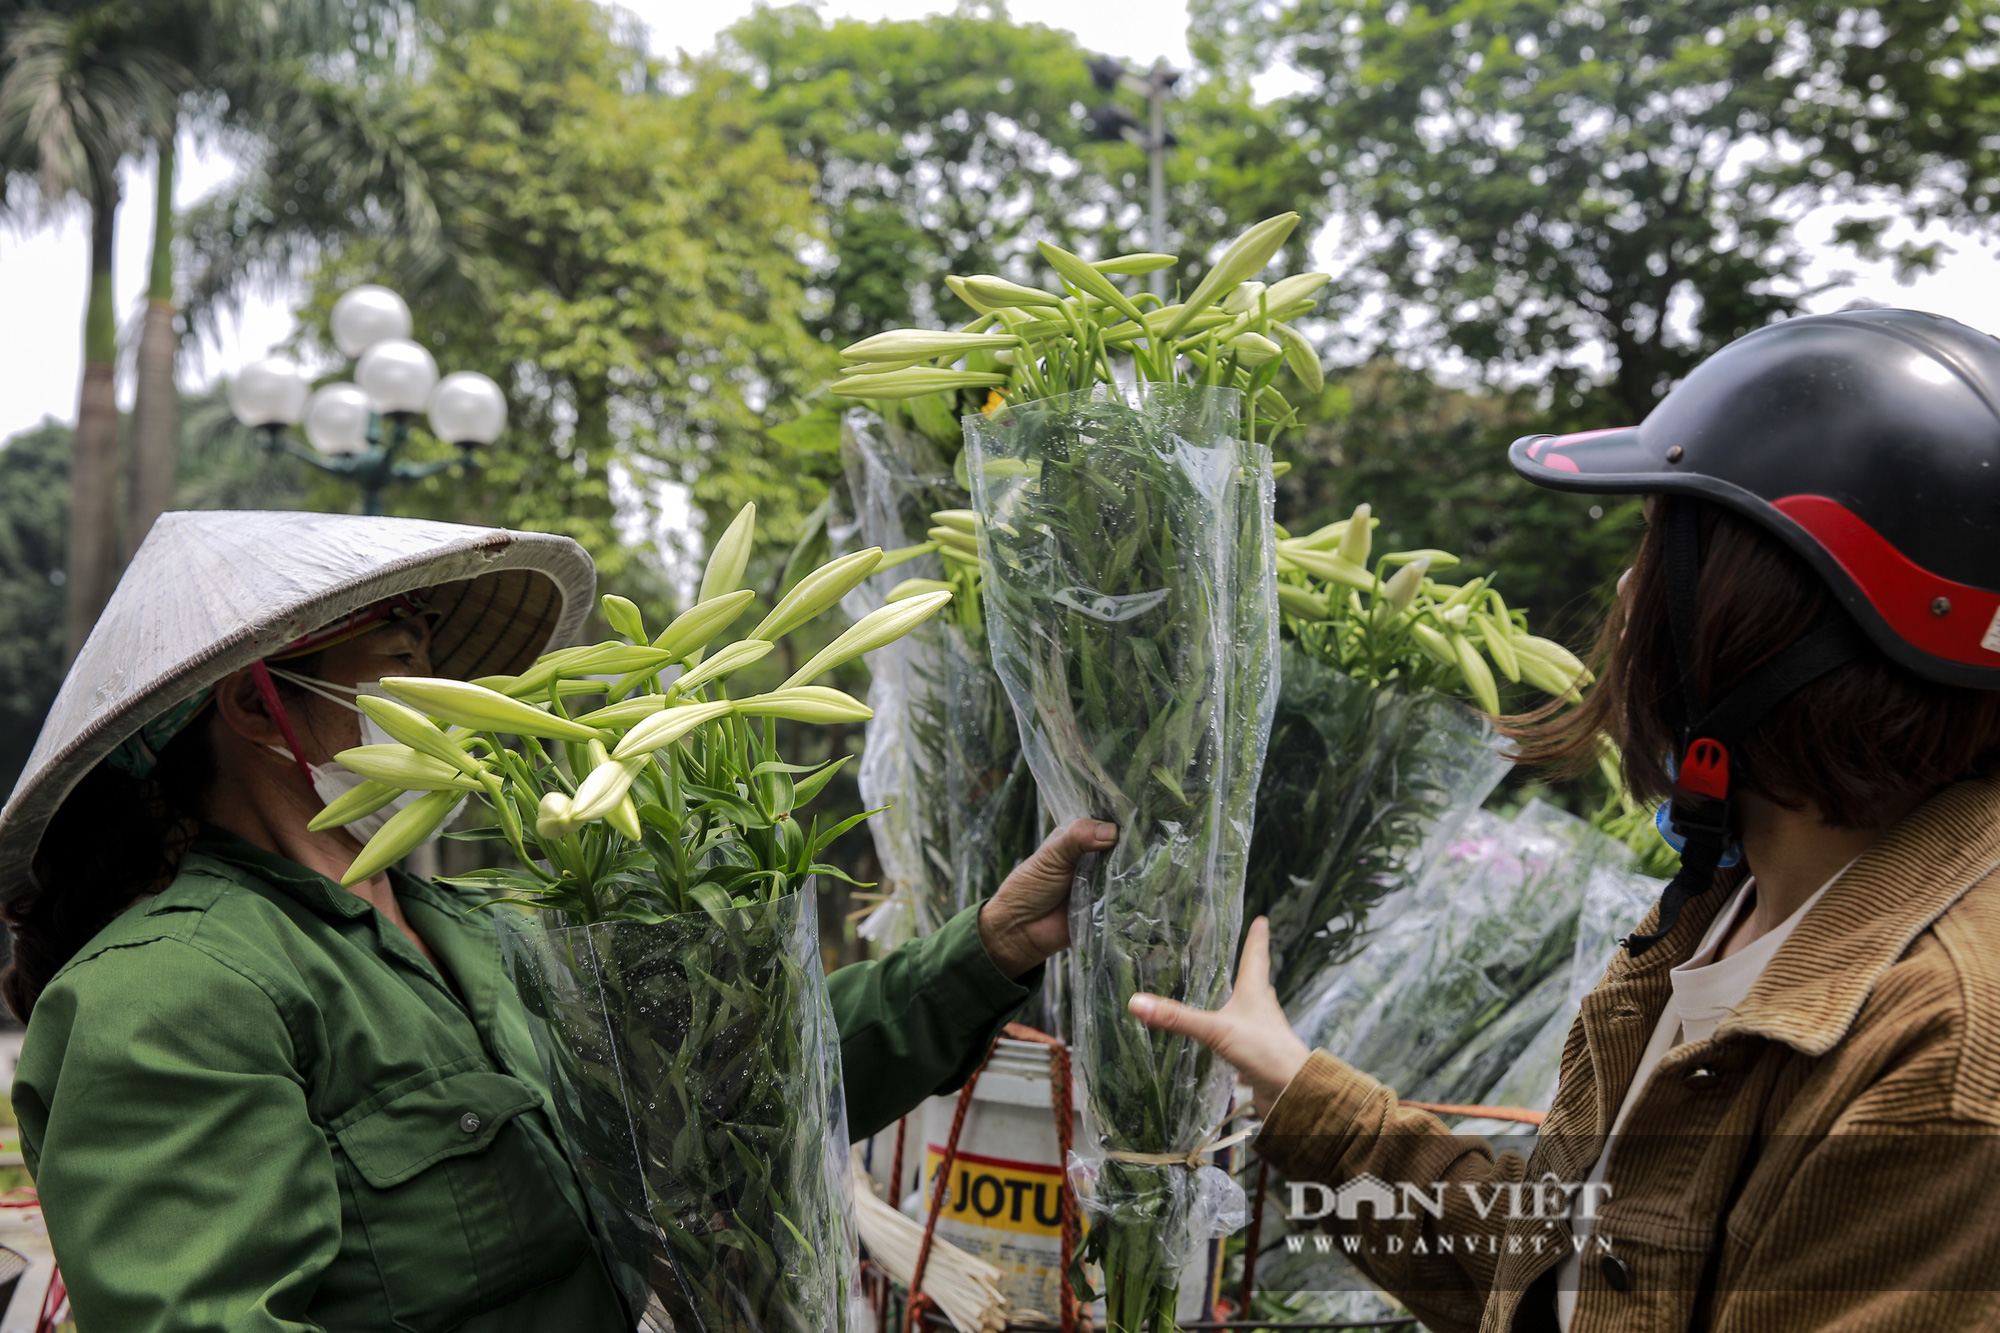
[
  {"left": 1087, "top": 55, "right": 1179, "bottom": 298},
  {"left": 1148, "top": 69, "right": 1168, "bottom": 300}
]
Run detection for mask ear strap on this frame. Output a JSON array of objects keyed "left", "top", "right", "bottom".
[
  {"left": 251, "top": 661, "right": 319, "bottom": 787},
  {"left": 266, "top": 665, "right": 365, "bottom": 712}
]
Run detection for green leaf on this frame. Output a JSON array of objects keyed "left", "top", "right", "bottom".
[{"left": 766, "top": 404, "right": 843, "bottom": 454}]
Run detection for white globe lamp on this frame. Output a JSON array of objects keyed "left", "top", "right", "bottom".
[
  {"left": 302, "top": 383, "right": 373, "bottom": 457},
  {"left": 355, "top": 338, "right": 439, "bottom": 416},
  {"left": 427, "top": 371, "right": 507, "bottom": 447},
  {"left": 330, "top": 285, "right": 413, "bottom": 359},
  {"left": 227, "top": 357, "right": 309, "bottom": 429}
]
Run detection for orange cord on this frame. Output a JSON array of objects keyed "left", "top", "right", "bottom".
[{"left": 1397, "top": 1099, "right": 1546, "bottom": 1126}]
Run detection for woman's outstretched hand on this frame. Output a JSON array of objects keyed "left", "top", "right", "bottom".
[
  {"left": 1128, "top": 917, "right": 1311, "bottom": 1115},
  {"left": 978, "top": 818, "right": 1119, "bottom": 979}
]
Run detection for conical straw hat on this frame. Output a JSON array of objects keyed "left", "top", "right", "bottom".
[{"left": 0, "top": 510, "right": 596, "bottom": 906}]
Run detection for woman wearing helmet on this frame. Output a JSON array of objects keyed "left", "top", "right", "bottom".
[
  {"left": 0, "top": 510, "right": 1108, "bottom": 1331},
  {"left": 1131, "top": 309, "right": 2000, "bottom": 1330}
]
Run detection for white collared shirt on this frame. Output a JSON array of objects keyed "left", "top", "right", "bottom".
[{"left": 1553, "top": 858, "right": 1853, "bottom": 1328}]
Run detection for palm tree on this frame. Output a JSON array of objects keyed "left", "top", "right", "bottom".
[
  {"left": 125, "top": 2, "right": 453, "bottom": 561},
  {"left": 0, "top": 5, "right": 184, "bottom": 662},
  {"left": 3, "top": 1, "right": 460, "bottom": 659}
]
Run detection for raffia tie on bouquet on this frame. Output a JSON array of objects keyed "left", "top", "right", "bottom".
[{"left": 1102, "top": 1103, "right": 1260, "bottom": 1170}]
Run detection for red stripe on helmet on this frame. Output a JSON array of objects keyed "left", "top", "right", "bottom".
[{"left": 1773, "top": 494, "right": 2000, "bottom": 666}]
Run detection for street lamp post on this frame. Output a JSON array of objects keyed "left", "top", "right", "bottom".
[
  {"left": 226, "top": 286, "right": 508, "bottom": 515},
  {"left": 1087, "top": 56, "right": 1180, "bottom": 300}
]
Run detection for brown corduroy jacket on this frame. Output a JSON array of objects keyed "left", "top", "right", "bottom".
[{"left": 1256, "top": 777, "right": 2000, "bottom": 1332}]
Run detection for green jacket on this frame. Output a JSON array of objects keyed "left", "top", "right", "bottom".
[{"left": 14, "top": 831, "right": 1037, "bottom": 1332}]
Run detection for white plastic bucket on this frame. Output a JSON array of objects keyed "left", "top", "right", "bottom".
[{"left": 914, "top": 1038, "right": 1080, "bottom": 1321}]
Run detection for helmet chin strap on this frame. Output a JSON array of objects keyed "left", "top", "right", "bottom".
[{"left": 1623, "top": 500, "right": 1869, "bottom": 955}]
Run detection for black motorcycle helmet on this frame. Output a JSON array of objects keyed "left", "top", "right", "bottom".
[
  {"left": 1512, "top": 309, "right": 2000, "bottom": 689},
  {"left": 1510, "top": 309, "right": 2000, "bottom": 951}
]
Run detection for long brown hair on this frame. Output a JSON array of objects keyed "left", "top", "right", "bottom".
[{"left": 1511, "top": 499, "right": 2000, "bottom": 828}]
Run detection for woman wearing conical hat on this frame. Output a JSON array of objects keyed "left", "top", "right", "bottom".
[{"left": 0, "top": 510, "right": 1109, "bottom": 1332}]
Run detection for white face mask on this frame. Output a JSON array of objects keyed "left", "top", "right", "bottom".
[{"left": 265, "top": 671, "right": 463, "bottom": 847}]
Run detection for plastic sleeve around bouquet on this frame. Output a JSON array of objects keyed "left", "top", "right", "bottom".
[
  {"left": 496, "top": 888, "right": 859, "bottom": 1333},
  {"left": 1468, "top": 860, "right": 1667, "bottom": 1116},
  {"left": 839, "top": 410, "right": 1040, "bottom": 942},
  {"left": 1290, "top": 800, "right": 1627, "bottom": 1102},
  {"left": 1246, "top": 645, "right": 1509, "bottom": 1012},
  {"left": 836, "top": 410, "right": 1048, "bottom": 940},
  {"left": 837, "top": 411, "right": 959, "bottom": 945},
  {"left": 966, "top": 383, "right": 1278, "bottom": 1333}
]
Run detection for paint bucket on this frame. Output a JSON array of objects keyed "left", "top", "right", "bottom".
[
  {"left": 913, "top": 1037, "right": 1081, "bottom": 1321},
  {"left": 856, "top": 1040, "right": 1230, "bottom": 1324}
]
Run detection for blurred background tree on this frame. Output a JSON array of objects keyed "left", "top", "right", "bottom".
[
  {"left": 712, "top": 4, "right": 1318, "bottom": 338},
  {"left": 9, "top": 0, "right": 2000, "bottom": 902}
]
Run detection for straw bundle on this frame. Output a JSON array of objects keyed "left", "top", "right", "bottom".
[{"left": 850, "top": 1148, "right": 1008, "bottom": 1333}]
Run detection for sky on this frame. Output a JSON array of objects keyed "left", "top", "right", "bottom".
[{"left": 3, "top": 0, "right": 1999, "bottom": 441}]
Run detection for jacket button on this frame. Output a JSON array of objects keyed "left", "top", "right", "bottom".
[
  {"left": 1600, "top": 1253, "right": 1633, "bottom": 1292},
  {"left": 1683, "top": 1067, "right": 1723, "bottom": 1089},
  {"left": 459, "top": 1112, "right": 482, "bottom": 1135}
]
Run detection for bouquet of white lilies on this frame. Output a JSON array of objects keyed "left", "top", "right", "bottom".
[{"left": 316, "top": 506, "right": 949, "bottom": 1332}]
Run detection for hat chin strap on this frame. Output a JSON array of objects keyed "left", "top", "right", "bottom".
[
  {"left": 1623, "top": 500, "right": 1868, "bottom": 955},
  {"left": 250, "top": 661, "right": 320, "bottom": 789}
]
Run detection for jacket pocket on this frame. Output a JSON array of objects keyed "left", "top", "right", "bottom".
[{"left": 333, "top": 1066, "right": 594, "bottom": 1331}]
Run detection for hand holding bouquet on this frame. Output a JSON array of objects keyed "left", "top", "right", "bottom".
[
  {"left": 835, "top": 214, "right": 1322, "bottom": 1332},
  {"left": 315, "top": 508, "right": 950, "bottom": 1331}
]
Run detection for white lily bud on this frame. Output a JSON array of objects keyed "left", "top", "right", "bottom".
[
  {"left": 569, "top": 755, "right": 649, "bottom": 823},
  {"left": 887, "top": 578, "right": 956, "bottom": 603},
  {"left": 749, "top": 548, "right": 885, "bottom": 642},
  {"left": 1276, "top": 545, "right": 1374, "bottom": 591},
  {"left": 699, "top": 503, "right": 756, "bottom": 604},
  {"left": 1380, "top": 557, "right": 1430, "bottom": 615},
  {"left": 732, "top": 686, "right": 874, "bottom": 724},
  {"left": 613, "top": 699, "right": 738, "bottom": 759},
  {"left": 535, "top": 791, "right": 577, "bottom": 841},
  {"left": 653, "top": 589, "right": 756, "bottom": 659},
  {"left": 959, "top": 275, "right": 1066, "bottom": 309},
  {"left": 341, "top": 791, "right": 463, "bottom": 886},
  {"left": 333, "top": 744, "right": 486, "bottom": 793},
  {"left": 1266, "top": 272, "right": 1331, "bottom": 309},
  {"left": 673, "top": 638, "right": 774, "bottom": 695},
  {"left": 1223, "top": 281, "right": 1267, "bottom": 315},
  {"left": 1337, "top": 503, "right": 1373, "bottom": 568},
  {"left": 1157, "top": 212, "right": 1301, "bottom": 339},
  {"left": 1229, "top": 332, "right": 1283, "bottom": 367},
  {"left": 780, "top": 591, "right": 953, "bottom": 688},
  {"left": 840, "top": 329, "right": 1020, "bottom": 362},
  {"left": 831, "top": 367, "right": 1009, "bottom": 399}
]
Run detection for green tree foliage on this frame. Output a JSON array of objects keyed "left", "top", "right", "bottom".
[
  {"left": 713, "top": 4, "right": 1317, "bottom": 339},
  {"left": 274, "top": 0, "right": 834, "bottom": 577},
  {"left": 0, "top": 420, "right": 70, "bottom": 792},
  {"left": 1277, "top": 361, "right": 1641, "bottom": 641},
  {"left": 0, "top": 391, "right": 304, "bottom": 794},
  {"left": 1191, "top": 0, "right": 2000, "bottom": 418}
]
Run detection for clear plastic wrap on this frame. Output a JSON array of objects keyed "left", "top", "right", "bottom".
[
  {"left": 1469, "top": 859, "right": 1666, "bottom": 1116},
  {"left": 966, "top": 383, "right": 1278, "bottom": 1333},
  {"left": 1290, "top": 800, "right": 1626, "bottom": 1103},
  {"left": 497, "top": 889, "right": 859, "bottom": 1333},
  {"left": 1245, "top": 647, "right": 1509, "bottom": 1010},
  {"left": 1253, "top": 803, "right": 1632, "bottom": 1310},
  {"left": 837, "top": 411, "right": 1040, "bottom": 942}
]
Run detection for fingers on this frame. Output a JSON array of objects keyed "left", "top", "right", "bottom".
[
  {"left": 1128, "top": 992, "right": 1231, "bottom": 1048},
  {"left": 1056, "top": 816, "right": 1119, "bottom": 856},
  {"left": 1236, "top": 916, "right": 1273, "bottom": 994},
  {"left": 1019, "top": 817, "right": 1119, "bottom": 877}
]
